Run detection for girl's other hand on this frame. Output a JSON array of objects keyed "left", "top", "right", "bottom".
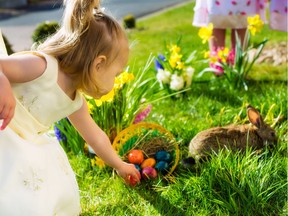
[{"left": 0, "top": 73, "right": 15, "bottom": 130}]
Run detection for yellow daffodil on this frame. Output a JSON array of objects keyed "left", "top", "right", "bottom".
[
  {"left": 95, "top": 99, "right": 102, "bottom": 106},
  {"left": 87, "top": 101, "right": 94, "bottom": 114},
  {"left": 176, "top": 61, "right": 184, "bottom": 70},
  {"left": 170, "top": 44, "right": 181, "bottom": 54},
  {"left": 169, "top": 53, "right": 182, "bottom": 68},
  {"left": 247, "top": 15, "right": 264, "bottom": 36},
  {"left": 204, "top": 50, "right": 210, "bottom": 59},
  {"left": 210, "top": 55, "right": 218, "bottom": 64},
  {"left": 217, "top": 47, "right": 229, "bottom": 63},
  {"left": 114, "top": 72, "right": 134, "bottom": 89},
  {"left": 94, "top": 156, "right": 105, "bottom": 168},
  {"left": 101, "top": 89, "right": 115, "bottom": 102},
  {"left": 95, "top": 89, "right": 115, "bottom": 106},
  {"left": 198, "top": 23, "right": 213, "bottom": 44}
]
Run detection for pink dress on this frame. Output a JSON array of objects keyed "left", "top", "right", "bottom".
[
  {"left": 193, "top": 0, "right": 266, "bottom": 29},
  {"left": 269, "top": 0, "right": 287, "bottom": 31}
]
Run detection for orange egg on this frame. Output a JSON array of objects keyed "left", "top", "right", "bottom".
[
  {"left": 141, "top": 158, "right": 156, "bottom": 169},
  {"left": 127, "top": 149, "right": 144, "bottom": 164}
]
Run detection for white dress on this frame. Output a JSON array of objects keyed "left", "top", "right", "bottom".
[
  {"left": 193, "top": 0, "right": 266, "bottom": 29},
  {"left": 0, "top": 51, "right": 83, "bottom": 215}
]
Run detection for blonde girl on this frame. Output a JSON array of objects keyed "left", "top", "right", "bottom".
[{"left": 0, "top": 0, "right": 140, "bottom": 215}]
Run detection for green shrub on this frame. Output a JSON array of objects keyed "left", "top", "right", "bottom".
[
  {"left": 123, "top": 14, "right": 136, "bottom": 29},
  {"left": 32, "top": 21, "right": 60, "bottom": 44}
]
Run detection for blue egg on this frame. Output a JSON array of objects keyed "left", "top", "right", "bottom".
[
  {"left": 155, "top": 150, "right": 171, "bottom": 162},
  {"left": 155, "top": 161, "right": 169, "bottom": 174},
  {"left": 134, "top": 164, "right": 141, "bottom": 172}
]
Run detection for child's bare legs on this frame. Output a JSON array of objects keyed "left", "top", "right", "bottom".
[
  {"left": 209, "top": 28, "right": 226, "bottom": 51},
  {"left": 231, "top": 28, "right": 247, "bottom": 49}
]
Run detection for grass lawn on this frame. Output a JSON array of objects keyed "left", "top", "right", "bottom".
[{"left": 68, "top": 1, "right": 287, "bottom": 215}]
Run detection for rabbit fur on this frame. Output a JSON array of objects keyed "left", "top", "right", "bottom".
[{"left": 188, "top": 105, "right": 278, "bottom": 161}]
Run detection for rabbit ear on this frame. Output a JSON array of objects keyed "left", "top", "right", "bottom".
[{"left": 247, "top": 105, "right": 263, "bottom": 128}]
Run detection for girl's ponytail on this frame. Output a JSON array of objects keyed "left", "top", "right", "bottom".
[
  {"left": 37, "top": 0, "right": 100, "bottom": 54},
  {"left": 62, "top": 0, "right": 100, "bottom": 36}
]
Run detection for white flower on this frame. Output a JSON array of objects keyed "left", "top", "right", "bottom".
[
  {"left": 184, "top": 66, "right": 194, "bottom": 87},
  {"left": 170, "top": 74, "right": 184, "bottom": 91},
  {"left": 156, "top": 69, "right": 171, "bottom": 84}
]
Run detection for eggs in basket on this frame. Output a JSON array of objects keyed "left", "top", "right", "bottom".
[{"left": 112, "top": 122, "right": 180, "bottom": 184}]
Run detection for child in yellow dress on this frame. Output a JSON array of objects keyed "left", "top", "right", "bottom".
[{"left": 0, "top": 0, "right": 140, "bottom": 215}]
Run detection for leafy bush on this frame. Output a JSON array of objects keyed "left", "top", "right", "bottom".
[
  {"left": 123, "top": 14, "right": 136, "bottom": 29},
  {"left": 32, "top": 21, "right": 59, "bottom": 44}
]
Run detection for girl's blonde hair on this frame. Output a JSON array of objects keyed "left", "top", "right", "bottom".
[{"left": 37, "top": 0, "right": 127, "bottom": 97}]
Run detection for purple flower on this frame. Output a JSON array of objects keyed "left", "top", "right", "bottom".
[
  {"left": 54, "top": 119, "right": 70, "bottom": 142},
  {"left": 54, "top": 124, "right": 67, "bottom": 142},
  {"left": 155, "top": 54, "right": 165, "bottom": 70}
]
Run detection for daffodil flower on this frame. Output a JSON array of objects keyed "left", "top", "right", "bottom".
[
  {"left": 198, "top": 23, "right": 213, "bottom": 44},
  {"left": 95, "top": 89, "right": 115, "bottom": 106},
  {"left": 204, "top": 50, "right": 210, "bottom": 58},
  {"left": 87, "top": 101, "right": 94, "bottom": 114},
  {"left": 169, "top": 53, "right": 183, "bottom": 68},
  {"left": 247, "top": 15, "right": 264, "bottom": 36},
  {"left": 176, "top": 61, "right": 184, "bottom": 70},
  {"left": 91, "top": 156, "right": 106, "bottom": 168},
  {"left": 217, "top": 47, "right": 229, "bottom": 63},
  {"left": 95, "top": 156, "right": 105, "bottom": 168},
  {"left": 170, "top": 44, "right": 181, "bottom": 54}
]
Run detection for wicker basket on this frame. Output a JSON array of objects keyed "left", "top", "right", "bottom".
[{"left": 112, "top": 122, "right": 180, "bottom": 177}]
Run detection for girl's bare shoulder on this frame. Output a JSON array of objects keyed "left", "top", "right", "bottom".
[{"left": 0, "top": 52, "right": 47, "bottom": 83}]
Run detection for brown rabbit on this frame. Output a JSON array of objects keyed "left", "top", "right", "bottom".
[{"left": 188, "top": 105, "right": 278, "bottom": 161}]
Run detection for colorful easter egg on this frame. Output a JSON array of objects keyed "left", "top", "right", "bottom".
[
  {"left": 128, "top": 149, "right": 144, "bottom": 164},
  {"left": 155, "top": 161, "right": 169, "bottom": 174},
  {"left": 141, "top": 158, "right": 156, "bottom": 169},
  {"left": 141, "top": 167, "right": 157, "bottom": 180},
  {"left": 134, "top": 164, "right": 142, "bottom": 172},
  {"left": 155, "top": 150, "right": 171, "bottom": 162},
  {"left": 128, "top": 171, "right": 141, "bottom": 186}
]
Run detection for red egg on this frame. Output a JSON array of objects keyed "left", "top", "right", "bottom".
[
  {"left": 128, "top": 149, "right": 144, "bottom": 164},
  {"left": 141, "top": 167, "right": 158, "bottom": 180},
  {"left": 128, "top": 171, "right": 141, "bottom": 186}
]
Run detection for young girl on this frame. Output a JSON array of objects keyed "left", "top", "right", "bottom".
[
  {"left": 0, "top": 0, "right": 140, "bottom": 215},
  {"left": 193, "top": 0, "right": 266, "bottom": 50},
  {"left": 269, "top": 0, "right": 287, "bottom": 32}
]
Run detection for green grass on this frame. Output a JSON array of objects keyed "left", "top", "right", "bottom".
[{"left": 69, "top": 2, "right": 287, "bottom": 215}]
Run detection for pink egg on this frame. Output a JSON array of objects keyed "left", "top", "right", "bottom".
[{"left": 141, "top": 167, "right": 157, "bottom": 180}]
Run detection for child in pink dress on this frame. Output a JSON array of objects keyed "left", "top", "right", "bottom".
[
  {"left": 193, "top": 0, "right": 266, "bottom": 50},
  {"left": 269, "top": 0, "right": 287, "bottom": 31}
]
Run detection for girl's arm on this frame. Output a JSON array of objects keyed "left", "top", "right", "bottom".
[
  {"left": 68, "top": 97, "right": 140, "bottom": 184},
  {"left": 0, "top": 54, "right": 46, "bottom": 129}
]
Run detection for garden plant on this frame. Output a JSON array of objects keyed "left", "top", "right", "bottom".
[{"left": 51, "top": 2, "right": 286, "bottom": 215}]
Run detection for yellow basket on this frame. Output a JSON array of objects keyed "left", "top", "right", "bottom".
[{"left": 112, "top": 122, "right": 180, "bottom": 177}]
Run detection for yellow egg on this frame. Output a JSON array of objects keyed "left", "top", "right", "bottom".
[{"left": 141, "top": 158, "right": 156, "bottom": 169}]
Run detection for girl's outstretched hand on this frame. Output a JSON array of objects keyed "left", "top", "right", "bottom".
[
  {"left": 0, "top": 73, "right": 15, "bottom": 130},
  {"left": 116, "top": 162, "right": 141, "bottom": 186}
]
